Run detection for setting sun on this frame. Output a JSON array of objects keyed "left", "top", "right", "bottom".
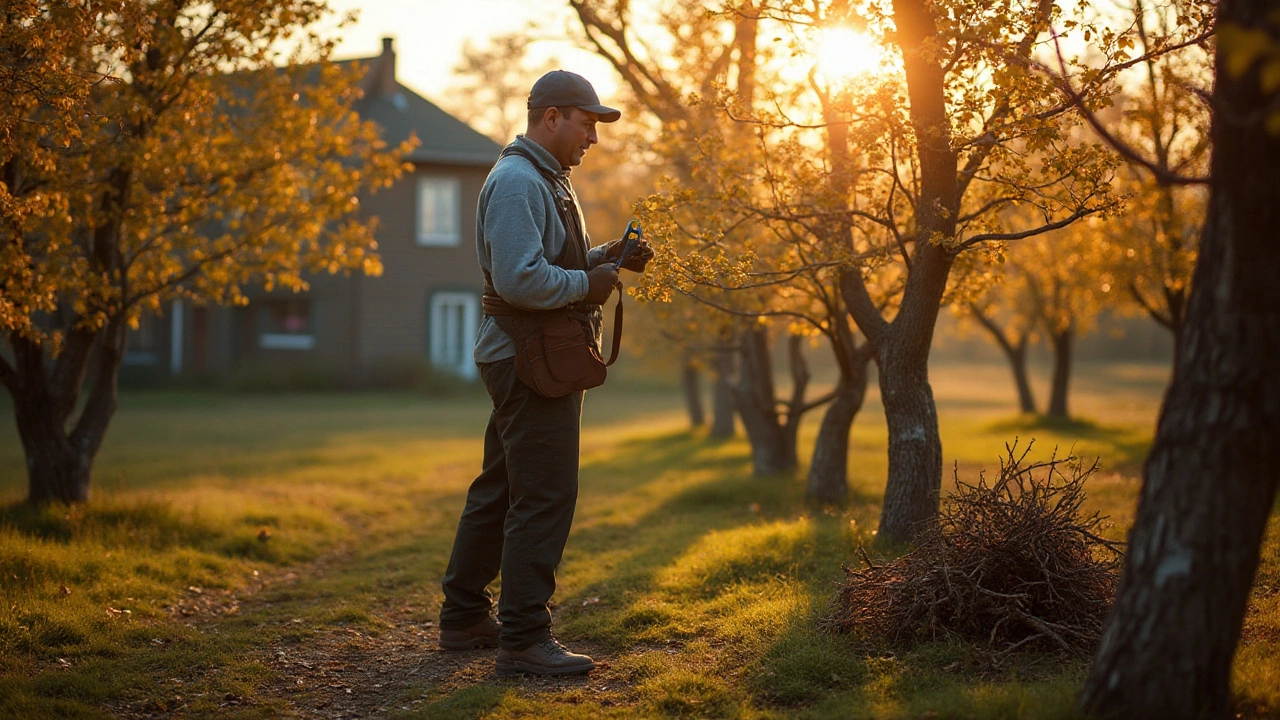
[{"left": 813, "top": 27, "right": 883, "bottom": 80}]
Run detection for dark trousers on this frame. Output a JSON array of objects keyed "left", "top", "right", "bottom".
[{"left": 439, "top": 358, "right": 583, "bottom": 649}]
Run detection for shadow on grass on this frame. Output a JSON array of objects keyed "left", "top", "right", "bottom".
[{"left": 981, "top": 414, "right": 1152, "bottom": 473}]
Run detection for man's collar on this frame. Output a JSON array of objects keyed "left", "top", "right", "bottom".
[{"left": 512, "top": 135, "right": 570, "bottom": 177}]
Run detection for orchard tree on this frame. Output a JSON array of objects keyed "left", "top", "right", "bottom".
[
  {"left": 1072, "top": 0, "right": 1280, "bottom": 713},
  {"left": 0, "top": 1, "right": 410, "bottom": 504},
  {"left": 584, "top": 0, "right": 1130, "bottom": 540},
  {"left": 959, "top": 215, "right": 1114, "bottom": 419},
  {"left": 575, "top": 0, "right": 878, "bottom": 499},
  {"left": 442, "top": 31, "right": 556, "bottom": 145},
  {"left": 1094, "top": 0, "right": 1211, "bottom": 352},
  {"left": 949, "top": 252, "right": 1041, "bottom": 414},
  {"left": 1012, "top": 223, "right": 1112, "bottom": 419}
]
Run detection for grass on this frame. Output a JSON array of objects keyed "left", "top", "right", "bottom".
[{"left": 0, "top": 361, "right": 1275, "bottom": 718}]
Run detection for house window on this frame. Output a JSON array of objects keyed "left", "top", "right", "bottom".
[
  {"left": 429, "top": 292, "right": 478, "bottom": 379},
  {"left": 125, "top": 314, "right": 160, "bottom": 365},
  {"left": 258, "top": 298, "right": 315, "bottom": 350},
  {"left": 417, "top": 176, "right": 461, "bottom": 246}
]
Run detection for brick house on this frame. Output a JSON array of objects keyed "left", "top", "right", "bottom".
[{"left": 123, "top": 38, "right": 500, "bottom": 385}]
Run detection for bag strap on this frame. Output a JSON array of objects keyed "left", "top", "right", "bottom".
[
  {"left": 604, "top": 295, "right": 623, "bottom": 367},
  {"left": 498, "top": 145, "right": 586, "bottom": 269}
]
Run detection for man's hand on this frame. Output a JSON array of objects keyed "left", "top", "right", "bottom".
[
  {"left": 584, "top": 264, "right": 619, "bottom": 305},
  {"left": 603, "top": 237, "right": 655, "bottom": 273}
]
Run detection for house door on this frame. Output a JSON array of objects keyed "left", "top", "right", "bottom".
[{"left": 429, "top": 292, "right": 479, "bottom": 380}]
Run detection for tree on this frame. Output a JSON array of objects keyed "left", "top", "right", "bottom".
[
  {"left": 442, "top": 31, "right": 556, "bottom": 145},
  {"left": 952, "top": 263, "right": 1041, "bottom": 414},
  {"left": 602, "top": 0, "right": 1122, "bottom": 537},
  {"left": 1093, "top": 0, "right": 1211, "bottom": 352},
  {"left": 572, "top": 1, "right": 823, "bottom": 481},
  {"left": 575, "top": 0, "right": 879, "bottom": 498},
  {"left": 1078, "top": 0, "right": 1280, "bottom": 714},
  {"left": 573, "top": 0, "right": 1135, "bottom": 518},
  {"left": 827, "top": 0, "right": 1122, "bottom": 542},
  {"left": 0, "top": 1, "right": 409, "bottom": 504}
]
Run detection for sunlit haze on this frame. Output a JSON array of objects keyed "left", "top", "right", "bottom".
[
  {"left": 813, "top": 27, "right": 884, "bottom": 81},
  {"left": 322, "top": 0, "right": 617, "bottom": 105}
]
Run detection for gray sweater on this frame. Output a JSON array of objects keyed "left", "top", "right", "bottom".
[{"left": 473, "top": 136, "right": 611, "bottom": 365}]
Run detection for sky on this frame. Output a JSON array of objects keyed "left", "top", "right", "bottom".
[{"left": 323, "top": 0, "right": 618, "bottom": 106}]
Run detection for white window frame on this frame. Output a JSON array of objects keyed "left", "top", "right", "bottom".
[
  {"left": 259, "top": 333, "right": 316, "bottom": 351},
  {"left": 257, "top": 298, "right": 315, "bottom": 351},
  {"left": 417, "top": 176, "right": 462, "bottom": 247},
  {"left": 429, "top": 291, "right": 479, "bottom": 379}
]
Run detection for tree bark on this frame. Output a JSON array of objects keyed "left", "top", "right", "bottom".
[
  {"left": 807, "top": 333, "right": 874, "bottom": 504},
  {"left": 1080, "top": 1, "right": 1280, "bottom": 713},
  {"left": 1046, "top": 325, "right": 1074, "bottom": 419},
  {"left": 10, "top": 319, "right": 125, "bottom": 504},
  {"left": 874, "top": 294, "right": 947, "bottom": 543},
  {"left": 733, "top": 325, "right": 795, "bottom": 475},
  {"left": 14, "top": 389, "right": 94, "bottom": 504},
  {"left": 680, "top": 356, "right": 706, "bottom": 428},
  {"left": 1011, "top": 344, "right": 1037, "bottom": 415},
  {"left": 970, "top": 305, "right": 1037, "bottom": 413},
  {"left": 834, "top": 0, "right": 957, "bottom": 546},
  {"left": 711, "top": 346, "right": 737, "bottom": 438}
]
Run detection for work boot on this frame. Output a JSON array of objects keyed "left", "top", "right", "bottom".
[
  {"left": 496, "top": 637, "right": 595, "bottom": 677},
  {"left": 438, "top": 616, "right": 500, "bottom": 650}
]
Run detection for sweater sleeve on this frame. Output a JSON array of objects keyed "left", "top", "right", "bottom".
[{"left": 483, "top": 190, "right": 589, "bottom": 310}]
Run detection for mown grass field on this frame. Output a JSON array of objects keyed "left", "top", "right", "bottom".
[{"left": 0, "top": 362, "right": 1276, "bottom": 719}]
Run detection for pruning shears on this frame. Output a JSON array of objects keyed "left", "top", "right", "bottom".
[{"left": 615, "top": 220, "right": 643, "bottom": 270}]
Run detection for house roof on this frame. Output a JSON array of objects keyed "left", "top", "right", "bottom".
[{"left": 338, "top": 39, "right": 502, "bottom": 167}]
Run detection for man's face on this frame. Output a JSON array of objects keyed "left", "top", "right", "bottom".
[{"left": 546, "top": 107, "right": 600, "bottom": 168}]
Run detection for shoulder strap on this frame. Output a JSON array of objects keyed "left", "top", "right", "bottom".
[
  {"left": 488, "top": 146, "right": 625, "bottom": 367},
  {"left": 499, "top": 146, "right": 587, "bottom": 269}
]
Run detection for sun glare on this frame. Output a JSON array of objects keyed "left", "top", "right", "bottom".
[{"left": 813, "top": 27, "right": 882, "bottom": 80}]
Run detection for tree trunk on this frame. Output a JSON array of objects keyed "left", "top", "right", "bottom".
[
  {"left": 8, "top": 321, "right": 125, "bottom": 505},
  {"left": 15, "top": 395, "right": 94, "bottom": 504},
  {"left": 855, "top": 0, "right": 958, "bottom": 545},
  {"left": 970, "top": 305, "right": 1037, "bottom": 413},
  {"left": 1080, "top": 2, "right": 1280, "bottom": 713},
  {"left": 874, "top": 326, "right": 944, "bottom": 544},
  {"left": 807, "top": 341, "right": 874, "bottom": 504},
  {"left": 733, "top": 325, "right": 794, "bottom": 475},
  {"left": 846, "top": 247, "right": 954, "bottom": 546},
  {"left": 1011, "top": 345, "right": 1037, "bottom": 415},
  {"left": 680, "top": 357, "right": 705, "bottom": 428},
  {"left": 711, "top": 347, "right": 736, "bottom": 438},
  {"left": 850, "top": 237, "right": 955, "bottom": 546},
  {"left": 780, "top": 333, "right": 808, "bottom": 470},
  {"left": 1046, "top": 325, "right": 1074, "bottom": 419}
]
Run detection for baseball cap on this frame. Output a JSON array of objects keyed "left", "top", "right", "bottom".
[{"left": 527, "top": 70, "right": 621, "bottom": 123}]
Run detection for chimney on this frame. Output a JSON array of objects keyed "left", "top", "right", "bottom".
[{"left": 368, "top": 36, "right": 398, "bottom": 98}]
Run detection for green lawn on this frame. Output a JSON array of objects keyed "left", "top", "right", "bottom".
[{"left": 0, "top": 362, "right": 1275, "bottom": 718}]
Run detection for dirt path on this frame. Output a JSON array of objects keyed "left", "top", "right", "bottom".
[
  {"left": 109, "top": 554, "right": 632, "bottom": 719},
  {"left": 256, "top": 618, "right": 621, "bottom": 719}
]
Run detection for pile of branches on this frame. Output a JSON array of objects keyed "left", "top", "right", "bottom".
[{"left": 820, "top": 442, "right": 1124, "bottom": 658}]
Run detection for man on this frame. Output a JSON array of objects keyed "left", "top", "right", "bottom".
[{"left": 437, "top": 70, "right": 652, "bottom": 677}]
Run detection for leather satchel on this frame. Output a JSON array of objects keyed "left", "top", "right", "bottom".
[
  {"left": 483, "top": 295, "right": 623, "bottom": 398},
  {"left": 489, "top": 307, "right": 608, "bottom": 397}
]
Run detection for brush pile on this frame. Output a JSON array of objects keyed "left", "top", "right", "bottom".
[{"left": 821, "top": 442, "right": 1123, "bottom": 658}]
